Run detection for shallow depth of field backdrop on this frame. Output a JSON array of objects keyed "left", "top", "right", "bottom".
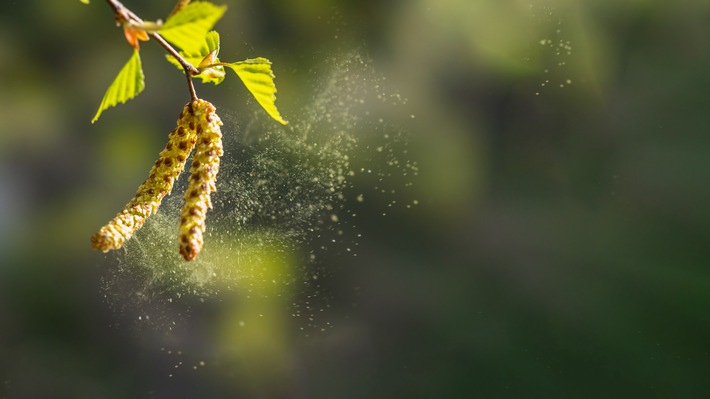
[{"left": 1, "top": 1, "right": 710, "bottom": 398}]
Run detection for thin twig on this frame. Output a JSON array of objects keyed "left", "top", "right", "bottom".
[
  {"left": 150, "top": 33, "right": 200, "bottom": 75},
  {"left": 185, "top": 68, "right": 198, "bottom": 102},
  {"left": 169, "top": 0, "right": 191, "bottom": 18},
  {"left": 104, "top": 0, "right": 200, "bottom": 97}
]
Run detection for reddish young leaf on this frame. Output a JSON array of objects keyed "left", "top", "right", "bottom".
[{"left": 123, "top": 24, "right": 149, "bottom": 50}]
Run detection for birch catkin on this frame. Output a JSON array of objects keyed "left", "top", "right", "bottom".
[
  {"left": 179, "top": 99, "right": 224, "bottom": 261},
  {"left": 91, "top": 103, "right": 199, "bottom": 252}
]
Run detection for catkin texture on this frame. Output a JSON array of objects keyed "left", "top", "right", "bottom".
[
  {"left": 179, "top": 99, "right": 224, "bottom": 261},
  {"left": 91, "top": 103, "right": 199, "bottom": 252}
]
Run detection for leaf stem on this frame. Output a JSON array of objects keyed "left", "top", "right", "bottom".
[{"left": 104, "top": 0, "right": 200, "bottom": 99}]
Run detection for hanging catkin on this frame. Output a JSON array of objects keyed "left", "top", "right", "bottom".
[
  {"left": 91, "top": 103, "right": 199, "bottom": 252},
  {"left": 178, "top": 99, "right": 224, "bottom": 261}
]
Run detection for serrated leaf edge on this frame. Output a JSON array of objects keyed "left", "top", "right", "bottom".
[
  {"left": 226, "top": 58, "right": 288, "bottom": 125},
  {"left": 92, "top": 49, "right": 145, "bottom": 123}
]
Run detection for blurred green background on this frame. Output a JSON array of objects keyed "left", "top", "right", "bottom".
[{"left": 2, "top": 0, "right": 710, "bottom": 398}]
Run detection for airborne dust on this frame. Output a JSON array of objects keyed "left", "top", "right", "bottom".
[{"left": 99, "top": 51, "right": 419, "bottom": 330}]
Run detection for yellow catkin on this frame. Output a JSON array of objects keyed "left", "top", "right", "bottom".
[
  {"left": 179, "top": 99, "right": 224, "bottom": 261},
  {"left": 91, "top": 103, "right": 200, "bottom": 252}
]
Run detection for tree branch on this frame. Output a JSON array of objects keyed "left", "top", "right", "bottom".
[
  {"left": 104, "top": 0, "right": 200, "bottom": 99},
  {"left": 169, "top": 0, "right": 191, "bottom": 18}
]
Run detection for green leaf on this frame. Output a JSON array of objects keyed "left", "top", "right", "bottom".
[
  {"left": 92, "top": 49, "right": 145, "bottom": 123},
  {"left": 159, "top": 1, "right": 227, "bottom": 54},
  {"left": 226, "top": 58, "right": 288, "bottom": 125},
  {"left": 165, "top": 31, "right": 225, "bottom": 84},
  {"left": 197, "top": 30, "right": 221, "bottom": 58}
]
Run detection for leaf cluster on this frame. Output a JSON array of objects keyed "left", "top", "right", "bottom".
[{"left": 85, "top": 0, "right": 287, "bottom": 125}]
